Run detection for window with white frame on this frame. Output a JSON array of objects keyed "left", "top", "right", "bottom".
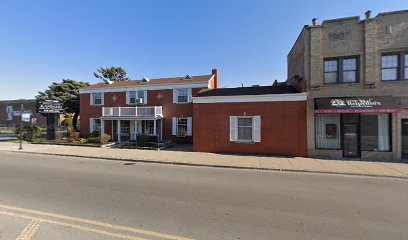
[
  {"left": 120, "top": 121, "right": 130, "bottom": 135},
  {"left": 237, "top": 117, "right": 253, "bottom": 141},
  {"left": 382, "top": 55, "right": 399, "bottom": 81},
  {"left": 90, "top": 118, "right": 101, "bottom": 133},
  {"left": 145, "top": 120, "right": 155, "bottom": 135},
  {"left": 177, "top": 89, "right": 188, "bottom": 103},
  {"left": 92, "top": 93, "right": 103, "bottom": 105},
  {"left": 230, "top": 116, "right": 261, "bottom": 142},
  {"left": 172, "top": 117, "right": 192, "bottom": 137},
  {"left": 127, "top": 91, "right": 146, "bottom": 104},
  {"left": 177, "top": 118, "right": 188, "bottom": 137}
]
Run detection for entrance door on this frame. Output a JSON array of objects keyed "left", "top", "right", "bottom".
[
  {"left": 343, "top": 124, "right": 360, "bottom": 158},
  {"left": 402, "top": 119, "right": 408, "bottom": 159}
]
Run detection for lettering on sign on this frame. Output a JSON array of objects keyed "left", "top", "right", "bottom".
[
  {"left": 330, "top": 99, "right": 382, "bottom": 108},
  {"left": 38, "top": 100, "right": 64, "bottom": 114}
]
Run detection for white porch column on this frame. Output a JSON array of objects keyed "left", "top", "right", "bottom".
[
  {"left": 101, "top": 119, "right": 105, "bottom": 136},
  {"left": 153, "top": 119, "right": 157, "bottom": 137},
  {"left": 160, "top": 119, "right": 163, "bottom": 140},
  {"left": 111, "top": 120, "right": 114, "bottom": 141},
  {"left": 117, "top": 119, "right": 121, "bottom": 143}
]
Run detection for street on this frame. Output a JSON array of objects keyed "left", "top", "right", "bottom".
[{"left": 0, "top": 152, "right": 407, "bottom": 240}]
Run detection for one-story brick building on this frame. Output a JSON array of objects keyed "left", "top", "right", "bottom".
[{"left": 192, "top": 86, "right": 308, "bottom": 156}]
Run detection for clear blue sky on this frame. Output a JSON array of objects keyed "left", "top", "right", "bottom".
[{"left": 0, "top": 0, "right": 407, "bottom": 100}]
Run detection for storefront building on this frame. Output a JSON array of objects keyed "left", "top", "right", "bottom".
[
  {"left": 286, "top": 10, "right": 408, "bottom": 161},
  {"left": 313, "top": 97, "right": 401, "bottom": 159}
]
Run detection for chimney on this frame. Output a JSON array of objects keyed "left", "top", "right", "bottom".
[
  {"left": 312, "top": 18, "right": 318, "bottom": 26},
  {"left": 212, "top": 68, "right": 219, "bottom": 89},
  {"left": 365, "top": 10, "right": 372, "bottom": 19}
]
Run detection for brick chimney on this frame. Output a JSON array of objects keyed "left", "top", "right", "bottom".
[
  {"left": 312, "top": 18, "right": 318, "bottom": 26},
  {"left": 212, "top": 68, "right": 219, "bottom": 89}
]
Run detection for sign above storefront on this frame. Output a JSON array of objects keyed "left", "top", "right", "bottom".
[
  {"left": 315, "top": 97, "right": 400, "bottom": 113},
  {"left": 38, "top": 100, "right": 64, "bottom": 114}
]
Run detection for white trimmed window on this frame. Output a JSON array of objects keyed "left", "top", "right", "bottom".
[
  {"left": 127, "top": 91, "right": 147, "bottom": 105},
  {"left": 91, "top": 93, "right": 104, "bottom": 106},
  {"left": 90, "top": 118, "right": 101, "bottom": 133},
  {"left": 173, "top": 88, "right": 192, "bottom": 103},
  {"left": 172, "top": 117, "right": 192, "bottom": 137},
  {"left": 230, "top": 116, "right": 261, "bottom": 142},
  {"left": 381, "top": 55, "right": 398, "bottom": 81}
]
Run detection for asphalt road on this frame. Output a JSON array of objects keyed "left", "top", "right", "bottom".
[{"left": 0, "top": 152, "right": 407, "bottom": 240}]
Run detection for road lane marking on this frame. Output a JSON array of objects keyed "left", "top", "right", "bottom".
[
  {"left": 1, "top": 210, "right": 147, "bottom": 240},
  {"left": 0, "top": 204, "right": 193, "bottom": 240},
  {"left": 16, "top": 219, "right": 41, "bottom": 240}
]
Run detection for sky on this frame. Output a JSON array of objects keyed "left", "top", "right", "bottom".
[{"left": 0, "top": 0, "right": 408, "bottom": 100}]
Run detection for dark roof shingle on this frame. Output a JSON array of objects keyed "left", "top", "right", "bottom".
[{"left": 195, "top": 85, "right": 300, "bottom": 97}]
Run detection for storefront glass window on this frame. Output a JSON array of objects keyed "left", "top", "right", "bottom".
[
  {"left": 316, "top": 114, "right": 341, "bottom": 149},
  {"left": 361, "top": 114, "right": 390, "bottom": 152}
]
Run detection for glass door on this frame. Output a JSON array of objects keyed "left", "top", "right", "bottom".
[{"left": 343, "top": 124, "right": 360, "bottom": 158}]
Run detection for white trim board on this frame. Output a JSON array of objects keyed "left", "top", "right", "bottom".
[
  {"left": 79, "top": 79, "right": 213, "bottom": 94},
  {"left": 193, "top": 93, "right": 307, "bottom": 103}
]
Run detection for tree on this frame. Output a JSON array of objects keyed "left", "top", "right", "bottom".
[
  {"left": 93, "top": 66, "right": 129, "bottom": 83},
  {"left": 36, "top": 79, "right": 90, "bottom": 131}
]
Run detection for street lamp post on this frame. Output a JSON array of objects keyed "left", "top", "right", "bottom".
[{"left": 18, "top": 104, "right": 24, "bottom": 150}]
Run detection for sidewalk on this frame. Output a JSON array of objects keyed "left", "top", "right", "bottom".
[{"left": 1, "top": 142, "right": 408, "bottom": 179}]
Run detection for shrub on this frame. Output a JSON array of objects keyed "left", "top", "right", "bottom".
[
  {"left": 90, "top": 131, "right": 100, "bottom": 138},
  {"left": 15, "top": 126, "right": 41, "bottom": 142},
  {"left": 67, "top": 126, "right": 80, "bottom": 143},
  {"left": 87, "top": 137, "right": 100, "bottom": 144},
  {"left": 100, "top": 134, "right": 111, "bottom": 145},
  {"left": 55, "top": 131, "right": 64, "bottom": 144}
]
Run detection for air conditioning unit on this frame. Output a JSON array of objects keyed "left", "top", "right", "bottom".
[{"left": 135, "top": 98, "right": 144, "bottom": 104}]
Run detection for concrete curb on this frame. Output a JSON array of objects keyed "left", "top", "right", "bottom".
[{"left": 7, "top": 150, "right": 408, "bottom": 180}]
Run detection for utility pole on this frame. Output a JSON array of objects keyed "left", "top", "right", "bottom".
[{"left": 18, "top": 104, "right": 24, "bottom": 150}]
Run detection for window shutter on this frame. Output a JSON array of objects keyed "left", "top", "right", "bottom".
[
  {"left": 173, "top": 89, "right": 178, "bottom": 103},
  {"left": 90, "top": 94, "right": 93, "bottom": 106},
  {"left": 126, "top": 92, "right": 129, "bottom": 105},
  {"left": 172, "top": 117, "right": 177, "bottom": 135},
  {"left": 90, "top": 118, "right": 94, "bottom": 133},
  {"left": 187, "top": 117, "right": 192, "bottom": 136},
  {"left": 187, "top": 88, "right": 192, "bottom": 102},
  {"left": 230, "top": 116, "right": 237, "bottom": 141},
  {"left": 253, "top": 116, "right": 261, "bottom": 143},
  {"left": 143, "top": 90, "right": 148, "bottom": 104},
  {"left": 101, "top": 93, "right": 104, "bottom": 105}
]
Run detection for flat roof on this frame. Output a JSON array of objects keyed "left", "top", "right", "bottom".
[{"left": 195, "top": 85, "right": 300, "bottom": 97}]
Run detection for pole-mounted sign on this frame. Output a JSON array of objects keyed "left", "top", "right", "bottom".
[
  {"left": 38, "top": 100, "right": 64, "bottom": 114},
  {"left": 38, "top": 100, "right": 64, "bottom": 140}
]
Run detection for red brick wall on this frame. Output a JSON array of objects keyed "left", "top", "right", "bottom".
[
  {"left": 193, "top": 101, "right": 307, "bottom": 157},
  {"left": 80, "top": 88, "right": 205, "bottom": 143}
]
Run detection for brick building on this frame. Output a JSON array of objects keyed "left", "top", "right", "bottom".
[
  {"left": 79, "top": 69, "right": 219, "bottom": 143},
  {"left": 193, "top": 86, "right": 308, "bottom": 156},
  {"left": 0, "top": 99, "right": 46, "bottom": 127},
  {"left": 287, "top": 10, "right": 408, "bottom": 160}
]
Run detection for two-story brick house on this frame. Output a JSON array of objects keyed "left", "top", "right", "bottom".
[
  {"left": 287, "top": 10, "right": 408, "bottom": 161},
  {"left": 79, "top": 69, "right": 219, "bottom": 144}
]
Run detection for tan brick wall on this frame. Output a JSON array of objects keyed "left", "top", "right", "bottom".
[{"left": 287, "top": 10, "right": 408, "bottom": 160}]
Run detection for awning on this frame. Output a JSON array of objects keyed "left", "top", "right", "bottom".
[{"left": 315, "top": 97, "right": 400, "bottom": 113}]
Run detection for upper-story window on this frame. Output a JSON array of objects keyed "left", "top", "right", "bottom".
[
  {"left": 324, "top": 60, "right": 338, "bottom": 84},
  {"left": 173, "top": 88, "right": 192, "bottom": 103},
  {"left": 381, "top": 54, "right": 399, "bottom": 81},
  {"left": 177, "top": 89, "right": 188, "bottom": 103},
  {"left": 342, "top": 58, "right": 357, "bottom": 83},
  {"left": 324, "top": 57, "right": 358, "bottom": 84},
  {"left": 127, "top": 91, "right": 147, "bottom": 105},
  {"left": 91, "top": 93, "right": 104, "bottom": 106}
]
